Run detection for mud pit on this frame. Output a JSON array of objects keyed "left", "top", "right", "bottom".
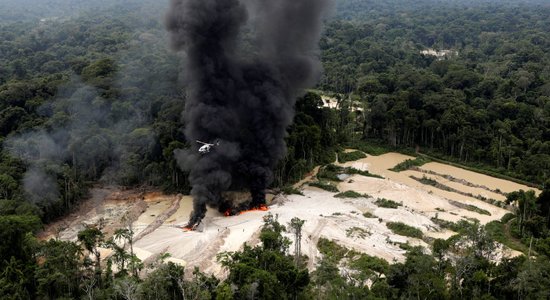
[
  {"left": 421, "top": 162, "right": 540, "bottom": 195},
  {"left": 43, "top": 152, "right": 533, "bottom": 276},
  {"left": 339, "top": 152, "right": 539, "bottom": 222}
]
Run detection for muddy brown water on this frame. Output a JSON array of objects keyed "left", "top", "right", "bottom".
[
  {"left": 341, "top": 152, "right": 539, "bottom": 201},
  {"left": 421, "top": 162, "right": 540, "bottom": 195}
]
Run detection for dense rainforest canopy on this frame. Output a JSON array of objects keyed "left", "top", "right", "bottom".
[
  {"left": 322, "top": 0, "right": 550, "bottom": 185},
  {"left": 0, "top": 0, "right": 550, "bottom": 299}
]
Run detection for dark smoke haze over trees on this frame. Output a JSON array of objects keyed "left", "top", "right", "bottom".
[
  {"left": 166, "top": 0, "right": 332, "bottom": 225},
  {"left": 2, "top": 0, "right": 550, "bottom": 299}
]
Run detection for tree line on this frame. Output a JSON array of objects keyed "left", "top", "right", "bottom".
[
  {"left": 3, "top": 207, "right": 550, "bottom": 299},
  {"left": 1, "top": 0, "right": 550, "bottom": 298},
  {"left": 321, "top": 0, "right": 550, "bottom": 185}
]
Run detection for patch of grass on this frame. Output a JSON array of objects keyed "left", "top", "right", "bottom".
[
  {"left": 386, "top": 222, "right": 423, "bottom": 239},
  {"left": 411, "top": 175, "right": 502, "bottom": 207},
  {"left": 415, "top": 168, "right": 508, "bottom": 197},
  {"left": 349, "top": 253, "right": 390, "bottom": 275},
  {"left": 346, "top": 227, "right": 370, "bottom": 239},
  {"left": 430, "top": 217, "right": 476, "bottom": 233},
  {"left": 417, "top": 175, "right": 438, "bottom": 186},
  {"left": 317, "top": 164, "right": 344, "bottom": 181},
  {"left": 346, "top": 167, "right": 384, "bottom": 179},
  {"left": 448, "top": 200, "right": 491, "bottom": 216},
  {"left": 282, "top": 185, "right": 303, "bottom": 195},
  {"left": 484, "top": 221, "right": 507, "bottom": 241},
  {"left": 410, "top": 175, "right": 453, "bottom": 192},
  {"left": 318, "top": 164, "right": 384, "bottom": 180},
  {"left": 363, "top": 211, "right": 377, "bottom": 218},
  {"left": 464, "top": 216, "right": 480, "bottom": 223},
  {"left": 501, "top": 213, "right": 516, "bottom": 223},
  {"left": 317, "top": 237, "right": 349, "bottom": 262},
  {"left": 431, "top": 217, "right": 455, "bottom": 230},
  {"left": 485, "top": 220, "right": 529, "bottom": 254},
  {"left": 334, "top": 190, "right": 369, "bottom": 198},
  {"left": 390, "top": 157, "right": 431, "bottom": 172},
  {"left": 309, "top": 181, "right": 339, "bottom": 192},
  {"left": 374, "top": 198, "right": 402, "bottom": 209},
  {"left": 338, "top": 150, "right": 367, "bottom": 163},
  {"left": 397, "top": 242, "right": 415, "bottom": 251}
]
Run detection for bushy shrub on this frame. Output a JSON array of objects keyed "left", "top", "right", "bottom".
[
  {"left": 309, "top": 181, "right": 339, "bottom": 192},
  {"left": 386, "top": 222, "right": 423, "bottom": 239},
  {"left": 374, "top": 198, "right": 402, "bottom": 209}
]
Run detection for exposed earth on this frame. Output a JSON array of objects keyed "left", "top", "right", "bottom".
[{"left": 41, "top": 151, "right": 540, "bottom": 278}]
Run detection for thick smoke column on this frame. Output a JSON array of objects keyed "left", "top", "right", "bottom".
[{"left": 166, "top": 0, "right": 331, "bottom": 226}]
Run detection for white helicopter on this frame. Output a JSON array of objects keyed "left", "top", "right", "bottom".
[{"left": 196, "top": 140, "right": 220, "bottom": 154}]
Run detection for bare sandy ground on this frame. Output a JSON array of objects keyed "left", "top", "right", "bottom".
[
  {"left": 339, "top": 175, "right": 506, "bottom": 225},
  {"left": 39, "top": 187, "right": 148, "bottom": 241},
  {"left": 339, "top": 153, "right": 515, "bottom": 224},
  {"left": 421, "top": 162, "right": 540, "bottom": 195},
  {"left": 133, "top": 187, "right": 433, "bottom": 277},
  {"left": 403, "top": 170, "right": 507, "bottom": 201},
  {"left": 132, "top": 175, "right": 521, "bottom": 277},
  {"left": 132, "top": 194, "right": 177, "bottom": 236},
  {"left": 43, "top": 151, "right": 530, "bottom": 276},
  {"left": 341, "top": 152, "right": 415, "bottom": 176}
]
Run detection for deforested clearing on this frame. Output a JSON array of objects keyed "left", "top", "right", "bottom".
[{"left": 43, "top": 152, "right": 530, "bottom": 277}]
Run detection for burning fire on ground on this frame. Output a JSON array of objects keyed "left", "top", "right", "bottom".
[
  {"left": 224, "top": 204, "right": 268, "bottom": 217},
  {"left": 166, "top": 0, "right": 330, "bottom": 231},
  {"left": 181, "top": 203, "right": 269, "bottom": 232}
]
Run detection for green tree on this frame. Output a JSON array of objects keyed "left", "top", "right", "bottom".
[
  {"left": 35, "top": 239, "right": 82, "bottom": 299},
  {"left": 288, "top": 217, "right": 306, "bottom": 266},
  {"left": 387, "top": 247, "right": 448, "bottom": 300},
  {"left": 77, "top": 225, "right": 105, "bottom": 286},
  {"left": 507, "top": 190, "right": 538, "bottom": 236},
  {"left": 0, "top": 215, "right": 41, "bottom": 299},
  {"left": 218, "top": 214, "right": 310, "bottom": 299}
]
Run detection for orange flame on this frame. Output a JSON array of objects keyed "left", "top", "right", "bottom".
[
  {"left": 181, "top": 224, "right": 197, "bottom": 232},
  {"left": 224, "top": 204, "right": 269, "bottom": 217}
]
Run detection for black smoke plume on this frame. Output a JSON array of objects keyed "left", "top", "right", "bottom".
[{"left": 166, "top": 0, "right": 332, "bottom": 226}]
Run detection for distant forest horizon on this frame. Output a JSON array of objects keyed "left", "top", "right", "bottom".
[{"left": 1, "top": 0, "right": 550, "bottom": 299}]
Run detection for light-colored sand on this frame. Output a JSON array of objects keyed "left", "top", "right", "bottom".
[
  {"left": 165, "top": 195, "right": 194, "bottom": 224},
  {"left": 133, "top": 187, "right": 442, "bottom": 276},
  {"left": 44, "top": 152, "right": 530, "bottom": 277},
  {"left": 132, "top": 195, "right": 175, "bottom": 236},
  {"left": 40, "top": 187, "right": 148, "bottom": 241},
  {"left": 403, "top": 170, "right": 507, "bottom": 202},
  {"left": 294, "top": 166, "right": 321, "bottom": 188},
  {"left": 338, "top": 175, "right": 506, "bottom": 225},
  {"left": 321, "top": 96, "right": 339, "bottom": 109},
  {"left": 339, "top": 152, "right": 513, "bottom": 224},
  {"left": 421, "top": 162, "right": 540, "bottom": 195},
  {"left": 340, "top": 152, "right": 415, "bottom": 177}
]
